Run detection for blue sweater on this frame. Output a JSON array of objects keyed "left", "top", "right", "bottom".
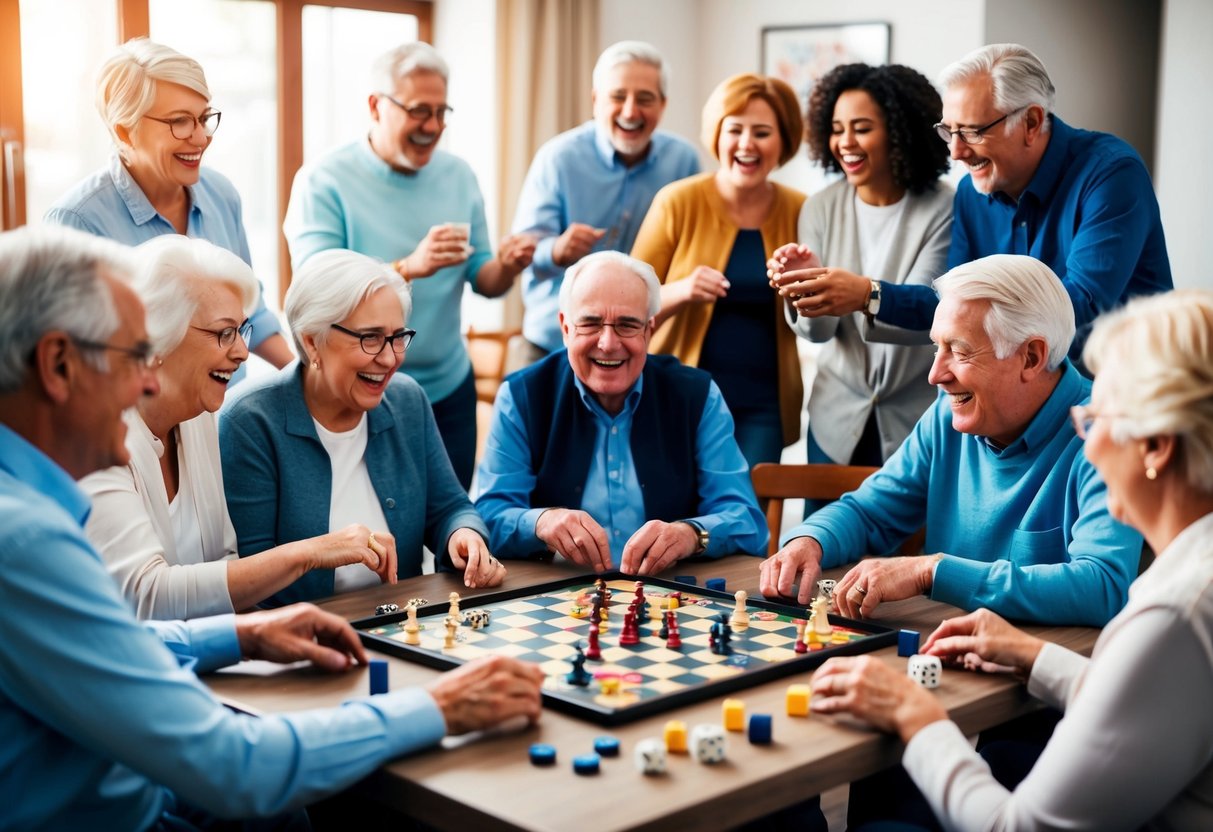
[
  {"left": 782, "top": 361, "right": 1141, "bottom": 626},
  {"left": 218, "top": 363, "right": 486, "bottom": 605}
]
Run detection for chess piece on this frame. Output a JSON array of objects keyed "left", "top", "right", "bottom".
[
  {"left": 731, "top": 590, "right": 750, "bottom": 630},
  {"left": 812, "top": 595, "right": 833, "bottom": 636},
  {"left": 793, "top": 618, "right": 807, "bottom": 654},
  {"left": 665, "top": 610, "right": 682, "bottom": 649},
  {"left": 443, "top": 615, "right": 457, "bottom": 649},
  {"left": 619, "top": 609, "right": 640, "bottom": 645},
  {"left": 566, "top": 643, "right": 592, "bottom": 687},
  {"left": 710, "top": 614, "right": 733, "bottom": 656},
  {"left": 448, "top": 591, "right": 462, "bottom": 623},
  {"left": 586, "top": 615, "right": 602, "bottom": 660},
  {"left": 403, "top": 602, "right": 421, "bottom": 646}
]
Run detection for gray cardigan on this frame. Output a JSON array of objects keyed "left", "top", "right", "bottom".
[
  {"left": 218, "top": 362, "right": 486, "bottom": 606},
  {"left": 789, "top": 180, "right": 953, "bottom": 463}
]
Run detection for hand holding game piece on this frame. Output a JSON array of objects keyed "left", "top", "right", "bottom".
[
  {"left": 759, "top": 536, "right": 824, "bottom": 605},
  {"left": 809, "top": 655, "right": 947, "bottom": 744},
  {"left": 234, "top": 603, "right": 367, "bottom": 672},
  {"left": 307, "top": 523, "right": 398, "bottom": 584},
  {"left": 833, "top": 555, "right": 941, "bottom": 619},
  {"left": 426, "top": 655, "right": 545, "bottom": 735},
  {"left": 446, "top": 528, "right": 507, "bottom": 588},
  {"left": 535, "top": 508, "right": 612, "bottom": 573},
  {"left": 922, "top": 608, "right": 1045, "bottom": 680},
  {"left": 619, "top": 519, "right": 699, "bottom": 576}
]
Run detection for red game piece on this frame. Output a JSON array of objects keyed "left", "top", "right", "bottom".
[
  {"left": 664, "top": 610, "right": 682, "bottom": 649},
  {"left": 619, "top": 609, "right": 640, "bottom": 645},
  {"left": 586, "top": 615, "right": 602, "bottom": 660}
]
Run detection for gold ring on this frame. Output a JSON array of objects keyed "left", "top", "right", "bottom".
[{"left": 368, "top": 532, "right": 378, "bottom": 548}]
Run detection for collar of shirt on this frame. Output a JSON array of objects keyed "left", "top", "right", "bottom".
[
  {"left": 0, "top": 422, "right": 92, "bottom": 526},
  {"left": 980, "top": 359, "right": 1086, "bottom": 456},
  {"left": 591, "top": 122, "right": 657, "bottom": 172},
  {"left": 357, "top": 135, "right": 434, "bottom": 182},
  {"left": 571, "top": 370, "right": 644, "bottom": 423},
  {"left": 107, "top": 153, "right": 200, "bottom": 228}
]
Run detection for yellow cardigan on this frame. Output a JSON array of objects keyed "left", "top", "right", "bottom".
[{"left": 631, "top": 172, "right": 806, "bottom": 446}]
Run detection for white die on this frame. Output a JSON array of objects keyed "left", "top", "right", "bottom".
[
  {"left": 464, "top": 609, "right": 491, "bottom": 630},
  {"left": 634, "top": 738, "right": 667, "bottom": 775},
  {"left": 816, "top": 579, "right": 837, "bottom": 601},
  {"left": 907, "top": 654, "right": 942, "bottom": 688},
  {"left": 690, "top": 723, "right": 727, "bottom": 764}
]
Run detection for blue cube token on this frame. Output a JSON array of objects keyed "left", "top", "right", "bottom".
[
  {"left": 593, "top": 736, "right": 621, "bottom": 757},
  {"left": 705, "top": 577, "right": 727, "bottom": 592},
  {"left": 368, "top": 659, "right": 389, "bottom": 695},
  {"left": 674, "top": 575, "right": 697, "bottom": 586},
  {"left": 573, "top": 753, "right": 601, "bottom": 774},
  {"left": 898, "top": 629, "right": 921, "bottom": 657},
  {"left": 529, "top": 743, "right": 557, "bottom": 766},
  {"left": 748, "top": 714, "right": 773, "bottom": 745}
]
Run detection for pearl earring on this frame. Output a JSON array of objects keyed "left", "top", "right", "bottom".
[{"left": 1146, "top": 466, "right": 1158, "bottom": 481}]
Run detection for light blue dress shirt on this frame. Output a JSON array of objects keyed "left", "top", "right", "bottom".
[
  {"left": 43, "top": 155, "right": 284, "bottom": 385},
  {"left": 475, "top": 373, "right": 767, "bottom": 563},
  {"left": 511, "top": 122, "right": 701, "bottom": 353},
  {"left": 0, "top": 423, "right": 446, "bottom": 831},
  {"left": 781, "top": 362, "right": 1141, "bottom": 626}
]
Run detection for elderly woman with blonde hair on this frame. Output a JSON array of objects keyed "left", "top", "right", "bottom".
[
  {"left": 82, "top": 236, "right": 394, "bottom": 620},
  {"left": 220, "top": 249, "right": 504, "bottom": 606},
  {"left": 631, "top": 73, "right": 805, "bottom": 468},
  {"left": 45, "top": 37, "right": 293, "bottom": 380},
  {"left": 807, "top": 289, "right": 1213, "bottom": 830}
]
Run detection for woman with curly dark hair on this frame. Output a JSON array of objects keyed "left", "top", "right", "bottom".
[{"left": 769, "top": 63, "right": 953, "bottom": 474}]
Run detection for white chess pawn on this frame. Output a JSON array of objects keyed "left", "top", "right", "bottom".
[
  {"left": 448, "top": 591, "right": 462, "bottom": 623},
  {"left": 730, "top": 589, "right": 750, "bottom": 630},
  {"left": 403, "top": 603, "right": 421, "bottom": 646}
]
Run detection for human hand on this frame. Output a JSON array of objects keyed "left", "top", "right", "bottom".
[
  {"left": 310, "top": 524, "right": 397, "bottom": 584},
  {"left": 447, "top": 528, "right": 507, "bottom": 588},
  {"left": 758, "top": 536, "right": 824, "bottom": 604},
  {"left": 552, "top": 223, "right": 606, "bottom": 267},
  {"left": 922, "top": 608, "right": 1045, "bottom": 680},
  {"left": 766, "top": 243, "right": 821, "bottom": 287},
  {"left": 810, "top": 655, "right": 948, "bottom": 743},
  {"left": 677, "top": 266, "right": 730, "bottom": 306},
  {"left": 777, "top": 267, "right": 871, "bottom": 318},
  {"left": 833, "top": 555, "right": 940, "bottom": 619},
  {"left": 535, "top": 509, "right": 612, "bottom": 572},
  {"left": 426, "top": 655, "right": 545, "bottom": 735},
  {"left": 498, "top": 232, "right": 537, "bottom": 271},
  {"left": 620, "top": 520, "right": 699, "bottom": 576},
  {"left": 235, "top": 603, "right": 367, "bottom": 672},
  {"left": 400, "top": 224, "right": 471, "bottom": 278}
]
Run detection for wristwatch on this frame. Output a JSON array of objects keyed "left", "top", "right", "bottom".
[
  {"left": 681, "top": 520, "right": 710, "bottom": 555},
  {"left": 865, "top": 279, "right": 882, "bottom": 317}
]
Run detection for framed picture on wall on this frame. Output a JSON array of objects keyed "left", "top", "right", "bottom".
[{"left": 761, "top": 22, "right": 891, "bottom": 108}]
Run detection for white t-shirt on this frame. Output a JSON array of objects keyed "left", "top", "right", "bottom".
[
  {"left": 854, "top": 191, "right": 907, "bottom": 283},
  {"left": 313, "top": 414, "right": 391, "bottom": 594}
]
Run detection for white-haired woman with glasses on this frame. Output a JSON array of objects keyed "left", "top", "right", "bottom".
[
  {"left": 220, "top": 249, "right": 504, "bottom": 606},
  {"left": 806, "top": 288, "right": 1213, "bottom": 831},
  {"left": 45, "top": 37, "right": 293, "bottom": 382},
  {"left": 81, "top": 236, "right": 394, "bottom": 620}
]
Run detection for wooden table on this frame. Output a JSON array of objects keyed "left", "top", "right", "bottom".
[{"left": 207, "top": 557, "right": 1098, "bottom": 831}]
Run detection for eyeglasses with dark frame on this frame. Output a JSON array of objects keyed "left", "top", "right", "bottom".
[
  {"left": 191, "top": 319, "right": 254, "bottom": 349},
  {"left": 1069, "top": 404, "right": 1121, "bottom": 440},
  {"left": 142, "top": 110, "right": 223, "bottom": 140},
  {"left": 71, "top": 337, "right": 160, "bottom": 370},
  {"left": 330, "top": 324, "right": 416, "bottom": 356},
  {"left": 572, "top": 319, "right": 648, "bottom": 339},
  {"left": 379, "top": 94, "right": 453, "bottom": 124},
  {"left": 933, "top": 106, "right": 1026, "bottom": 145}
]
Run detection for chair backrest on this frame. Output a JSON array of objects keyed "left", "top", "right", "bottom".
[
  {"left": 751, "top": 463, "right": 879, "bottom": 556},
  {"left": 466, "top": 328, "right": 521, "bottom": 404}
]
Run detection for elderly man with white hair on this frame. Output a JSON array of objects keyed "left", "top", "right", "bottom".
[
  {"left": 475, "top": 251, "right": 766, "bottom": 575},
  {"left": 284, "top": 41, "right": 536, "bottom": 489},
  {"left": 507, "top": 40, "right": 701, "bottom": 371},
  {"left": 760, "top": 254, "right": 1141, "bottom": 627}
]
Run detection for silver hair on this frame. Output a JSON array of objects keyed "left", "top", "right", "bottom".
[
  {"left": 933, "top": 254, "right": 1074, "bottom": 370},
  {"left": 939, "top": 43, "right": 1055, "bottom": 134},
  {"left": 559, "top": 250, "right": 661, "bottom": 319},
  {"left": 284, "top": 249, "right": 412, "bottom": 359},
  {"left": 1085, "top": 290, "right": 1213, "bottom": 493},
  {"left": 592, "top": 40, "right": 668, "bottom": 99},
  {"left": 131, "top": 235, "right": 259, "bottom": 358},
  {"left": 0, "top": 225, "right": 136, "bottom": 393},
  {"left": 371, "top": 41, "right": 449, "bottom": 92},
  {"left": 96, "top": 38, "right": 211, "bottom": 154}
]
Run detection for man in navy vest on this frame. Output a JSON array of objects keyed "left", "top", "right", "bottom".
[{"left": 475, "top": 251, "right": 766, "bottom": 575}]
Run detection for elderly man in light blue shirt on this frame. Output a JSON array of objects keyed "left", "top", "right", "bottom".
[
  {"left": 510, "top": 41, "right": 701, "bottom": 367},
  {"left": 760, "top": 254, "right": 1141, "bottom": 627},
  {"left": 0, "top": 225, "right": 543, "bottom": 830}
]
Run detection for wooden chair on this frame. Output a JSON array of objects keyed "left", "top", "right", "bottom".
[
  {"left": 466, "top": 327, "right": 520, "bottom": 404},
  {"left": 750, "top": 463, "right": 880, "bottom": 556}
]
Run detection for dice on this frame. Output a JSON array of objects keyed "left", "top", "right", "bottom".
[
  {"left": 634, "top": 737, "right": 668, "bottom": 775},
  {"left": 690, "top": 723, "right": 727, "bottom": 764},
  {"left": 464, "top": 609, "right": 491, "bottom": 630},
  {"left": 816, "top": 579, "right": 836, "bottom": 601},
  {"left": 374, "top": 603, "right": 399, "bottom": 616},
  {"left": 907, "top": 654, "right": 942, "bottom": 688}
]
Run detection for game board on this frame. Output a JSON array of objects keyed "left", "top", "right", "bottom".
[{"left": 354, "top": 573, "right": 896, "bottom": 725}]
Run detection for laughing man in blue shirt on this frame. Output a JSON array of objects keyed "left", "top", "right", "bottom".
[{"left": 761, "top": 254, "right": 1141, "bottom": 627}]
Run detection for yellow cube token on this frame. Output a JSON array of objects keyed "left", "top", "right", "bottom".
[
  {"left": 786, "top": 684, "right": 811, "bottom": 717},
  {"left": 664, "top": 719, "right": 688, "bottom": 753},
  {"left": 722, "top": 698, "right": 746, "bottom": 731}
]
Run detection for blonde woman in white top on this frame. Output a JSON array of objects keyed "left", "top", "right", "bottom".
[
  {"left": 809, "top": 289, "right": 1213, "bottom": 831},
  {"left": 82, "top": 235, "right": 396, "bottom": 619}
]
